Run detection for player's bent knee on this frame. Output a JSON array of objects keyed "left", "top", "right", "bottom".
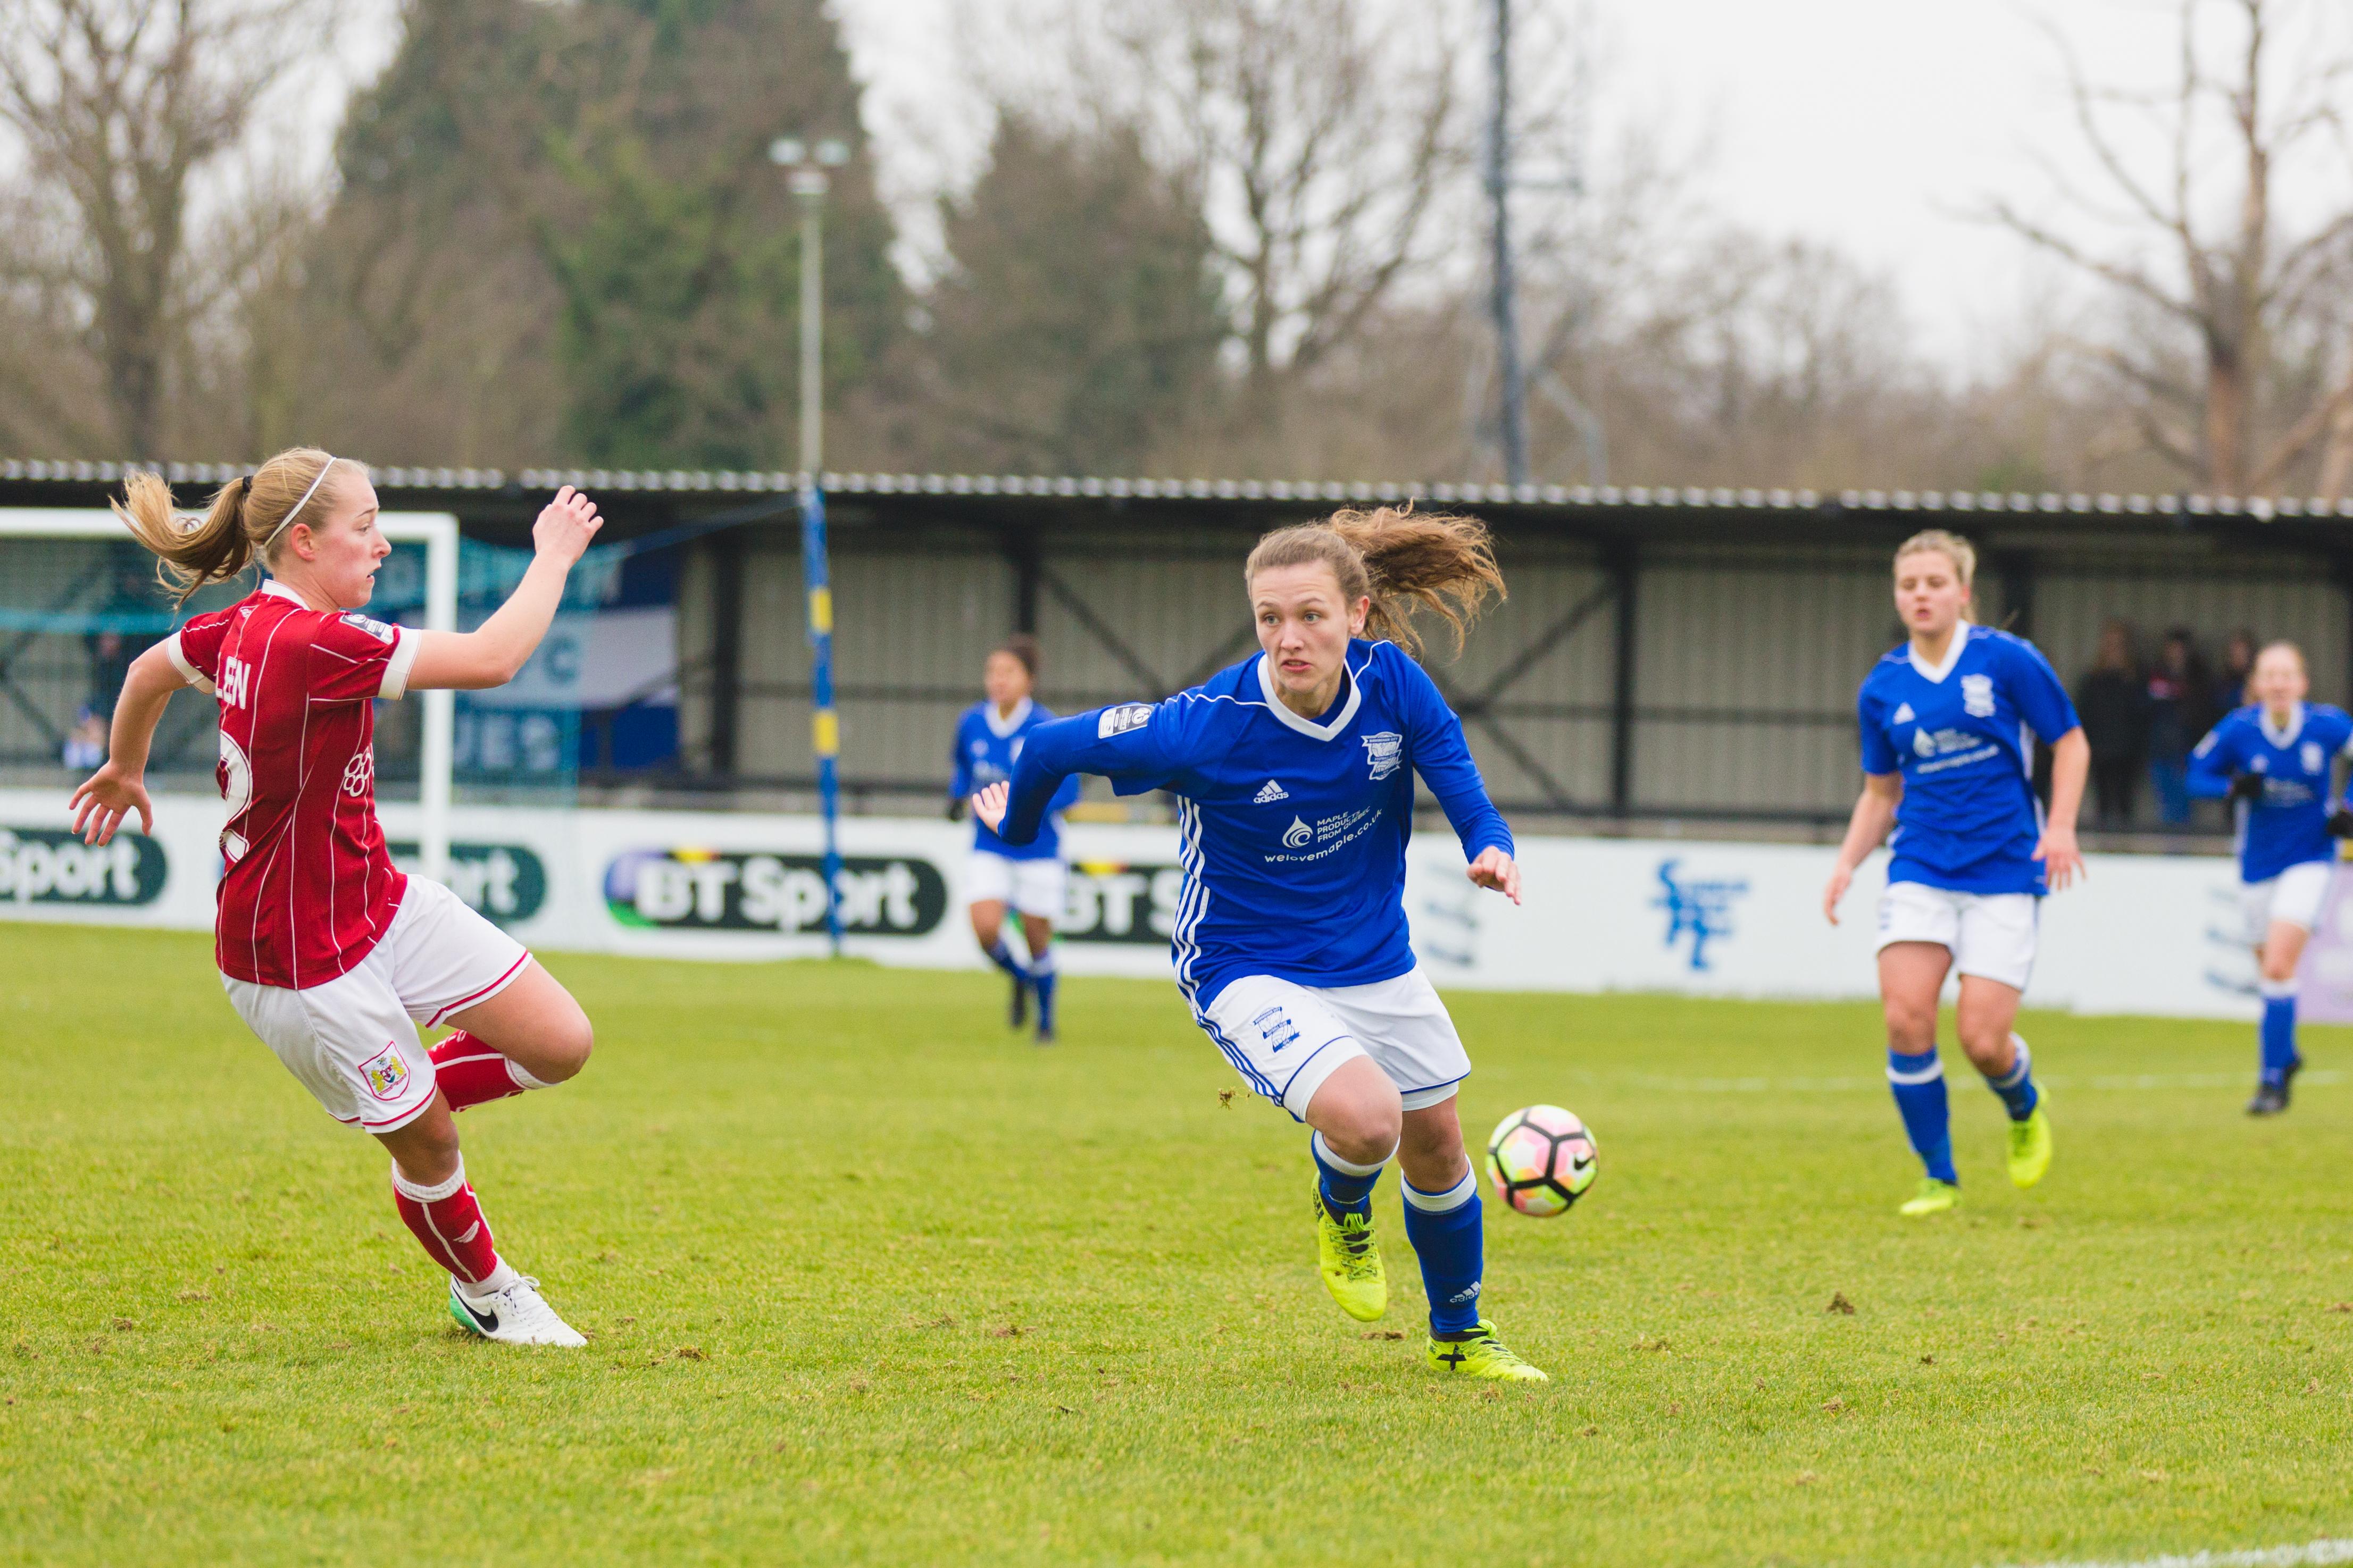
[{"left": 541, "top": 1007, "right": 594, "bottom": 1081}]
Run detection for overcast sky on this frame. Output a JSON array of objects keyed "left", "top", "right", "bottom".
[{"left": 297, "top": 0, "right": 2348, "bottom": 372}]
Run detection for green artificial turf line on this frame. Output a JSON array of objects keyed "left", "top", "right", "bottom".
[{"left": 3, "top": 923, "right": 2350, "bottom": 1566}]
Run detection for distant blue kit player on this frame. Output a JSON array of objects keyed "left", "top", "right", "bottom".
[
  {"left": 970, "top": 513, "right": 1549, "bottom": 1382},
  {"left": 1825, "top": 531, "right": 2088, "bottom": 1217},
  {"left": 949, "top": 635, "right": 1078, "bottom": 1042},
  {"left": 2187, "top": 640, "right": 2353, "bottom": 1114}
]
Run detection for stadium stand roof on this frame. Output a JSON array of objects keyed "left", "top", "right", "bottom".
[{"left": 8, "top": 455, "right": 2353, "bottom": 521}]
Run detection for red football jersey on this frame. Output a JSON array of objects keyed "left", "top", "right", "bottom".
[{"left": 163, "top": 580, "right": 421, "bottom": 988}]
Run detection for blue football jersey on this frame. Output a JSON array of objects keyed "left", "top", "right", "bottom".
[
  {"left": 950, "top": 697, "right": 1078, "bottom": 860},
  {"left": 1856, "top": 624, "right": 2082, "bottom": 896},
  {"left": 996, "top": 639, "right": 1512, "bottom": 1008},
  {"left": 2187, "top": 701, "right": 2352, "bottom": 883}
]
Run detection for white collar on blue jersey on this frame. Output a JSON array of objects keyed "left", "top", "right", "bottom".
[
  {"left": 2260, "top": 701, "right": 2306, "bottom": 747},
  {"left": 258, "top": 578, "right": 308, "bottom": 606},
  {"left": 983, "top": 695, "right": 1033, "bottom": 739},
  {"left": 1255, "top": 650, "right": 1364, "bottom": 741},
  {"left": 1906, "top": 624, "right": 1972, "bottom": 684}
]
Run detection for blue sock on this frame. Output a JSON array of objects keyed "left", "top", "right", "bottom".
[
  {"left": 1984, "top": 1033, "right": 2041, "bottom": 1122},
  {"left": 1403, "top": 1171, "right": 1483, "bottom": 1336},
  {"left": 1887, "top": 1047, "right": 1957, "bottom": 1184},
  {"left": 1030, "top": 947, "right": 1058, "bottom": 1033},
  {"left": 1311, "top": 1130, "right": 1384, "bottom": 1220},
  {"left": 984, "top": 937, "right": 1027, "bottom": 983},
  {"left": 2260, "top": 980, "right": 2301, "bottom": 1085}
]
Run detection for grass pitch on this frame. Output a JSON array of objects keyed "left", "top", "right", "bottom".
[{"left": 4, "top": 925, "right": 2352, "bottom": 1567}]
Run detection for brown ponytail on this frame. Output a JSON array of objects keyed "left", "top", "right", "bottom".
[
  {"left": 1244, "top": 507, "right": 1506, "bottom": 658},
  {"left": 114, "top": 447, "right": 353, "bottom": 607}
]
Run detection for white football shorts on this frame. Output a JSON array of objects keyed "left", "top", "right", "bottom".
[
  {"left": 965, "top": 850, "right": 1067, "bottom": 921},
  {"left": 1195, "top": 967, "right": 1471, "bottom": 1121},
  {"left": 222, "top": 876, "right": 533, "bottom": 1134},
  {"left": 2242, "top": 859, "right": 2335, "bottom": 943},
  {"left": 1875, "top": 880, "right": 2039, "bottom": 991}
]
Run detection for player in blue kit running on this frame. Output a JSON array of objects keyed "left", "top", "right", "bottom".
[
  {"left": 1823, "top": 530, "right": 2090, "bottom": 1217},
  {"left": 949, "top": 634, "right": 1080, "bottom": 1042},
  {"left": 970, "top": 509, "right": 1545, "bottom": 1381},
  {"left": 2187, "top": 640, "right": 2353, "bottom": 1114}
]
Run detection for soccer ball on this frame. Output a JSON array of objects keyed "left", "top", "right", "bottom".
[{"left": 1484, "top": 1105, "right": 1598, "bottom": 1218}]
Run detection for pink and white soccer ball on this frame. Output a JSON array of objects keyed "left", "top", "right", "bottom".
[{"left": 1484, "top": 1104, "right": 1599, "bottom": 1218}]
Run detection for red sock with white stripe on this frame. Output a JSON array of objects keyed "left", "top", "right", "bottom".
[
  {"left": 390, "top": 1157, "right": 513, "bottom": 1293},
  {"left": 429, "top": 1032, "right": 553, "bottom": 1113}
]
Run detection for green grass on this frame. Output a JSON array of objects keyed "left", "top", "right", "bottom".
[{"left": 4, "top": 925, "right": 2352, "bottom": 1567}]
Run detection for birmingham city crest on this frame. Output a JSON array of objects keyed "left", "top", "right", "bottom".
[{"left": 1361, "top": 731, "right": 1403, "bottom": 780}]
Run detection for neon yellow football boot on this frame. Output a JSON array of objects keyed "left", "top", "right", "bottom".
[
  {"left": 1312, "top": 1181, "right": 1387, "bottom": 1322},
  {"left": 1898, "top": 1177, "right": 1960, "bottom": 1217},
  {"left": 2007, "top": 1102, "right": 2052, "bottom": 1189},
  {"left": 1425, "top": 1318, "right": 1548, "bottom": 1382}
]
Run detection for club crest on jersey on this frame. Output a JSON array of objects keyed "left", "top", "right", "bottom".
[
  {"left": 1361, "top": 731, "right": 1403, "bottom": 779},
  {"left": 360, "top": 1043, "right": 411, "bottom": 1101},
  {"left": 1253, "top": 779, "right": 1289, "bottom": 803},
  {"left": 1960, "top": 674, "right": 1996, "bottom": 718},
  {"left": 1098, "top": 703, "right": 1153, "bottom": 739},
  {"left": 1282, "top": 816, "right": 1313, "bottom": 849},
  {"left": 342, "top": 750, "right": 376, "bottom": 796},
  {"left": 2304, "top": 741, "right": 2325, "bottom": 774},
  {"left": 339, "top": 612, "right": 396, "bottom": 643}
]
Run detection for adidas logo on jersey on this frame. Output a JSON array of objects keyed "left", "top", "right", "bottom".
[
  {"left": 1892, "top": 702, "right": 1915, "bottom": 724},
  {"left": 1253, "top": 779, "right": 1289, "bottom": 803}
]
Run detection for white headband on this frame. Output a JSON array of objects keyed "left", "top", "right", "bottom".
[{"left": 261, "top": 457, "right": 338, "bottom": 553}]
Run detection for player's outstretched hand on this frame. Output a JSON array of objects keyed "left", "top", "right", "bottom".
[
  {"left": 1467, "top": 846, "right": 1521, "bottom": 905},
  {"left": 972, "top": 781, "right": 1009, "bottom": 834},
  {"left": 69, "top": 761, "right": 152, "bottom": 846},
  {"left": 1822, "top": 862, "right": 1853, "bottom": 925},
  {"left": 2034, "top": 822, "right": 2085, "bottom": 892},
  {"left": 532, "top": 485, "right": 604, "bottom": 568}
]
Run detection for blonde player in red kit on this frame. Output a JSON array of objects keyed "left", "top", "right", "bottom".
[{"left": 71, "top": 449, "right": 603, "bottom": 1347}]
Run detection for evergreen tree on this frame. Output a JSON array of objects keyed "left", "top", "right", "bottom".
[
  {"left": 922, "top": 114, "right": 1225, "bottom": 475},
  {"left": 291, "top": 0, "right": 903, "bottom": 469}
]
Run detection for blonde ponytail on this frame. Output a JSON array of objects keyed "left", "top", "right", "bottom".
[
  {"left": 114, "top": 447, "right": 354, "bottom": 606},
  {"left": 1245, "top": 507, "right": 1506, "bottom": 658}
]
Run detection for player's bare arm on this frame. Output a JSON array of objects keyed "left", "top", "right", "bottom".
[
  {"left": 1823, "top": 770, "right": 1902, "bottom": 924},
  {"left": 407, "top": 487, "right": 604, "bottom": 691},
  {"left": 68, "top": 645, "right": 182, "bottom": 845},
  {"left": 2033, "top": 727, "right": 2091, "bottom": 891}
]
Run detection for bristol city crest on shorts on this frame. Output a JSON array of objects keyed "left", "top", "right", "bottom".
[
  {"left": 361, "top": 1042, "right": 411, "bottom": 1101},
  {"left": 1361, "top": 731, "right": 1403, "bottom": 780}
]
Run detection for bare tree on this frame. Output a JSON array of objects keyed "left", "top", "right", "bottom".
[
  {"left": 0, "top": 0, "right": 328, "bottom": 454},
  {"left": 1108, "top": 0, "right": 1467, "bottom": 435},
  {"left": 1988, "top": 0, "right": 2353, "bottom": 496}
]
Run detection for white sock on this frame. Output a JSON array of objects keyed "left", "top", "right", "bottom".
[{"left": 458, "top": 1260, "right": 521, "bottom": 1300}]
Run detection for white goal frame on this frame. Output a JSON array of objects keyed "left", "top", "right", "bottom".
[{"left": 0, "top": 507, "right": 459, "bottom": 882}]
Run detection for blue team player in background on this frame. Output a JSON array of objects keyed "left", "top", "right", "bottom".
[
  {"left": 2188, "top": 640, "right": 2353, "bottom": 1114},
  {"left": 1824, "top": 530, "right": 2090, "bottom": 1218},
  {"left": 971, "top": 509, "right": 1545, "bottom": 1381},
  {"left": 949, "top": 634, "right": 1080, "bottom": 1043}
]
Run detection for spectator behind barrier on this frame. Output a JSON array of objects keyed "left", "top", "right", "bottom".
[
  {"left": 2076, "top": 619, "right": 2149, "bottom": 827},
  {"left": 2146, "top": 627, "right": 2213, "bottom": 828},
  {"left": 2215, "top": 628, "right": 2258, "bottom": 716}
]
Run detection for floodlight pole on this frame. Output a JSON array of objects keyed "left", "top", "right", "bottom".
[
  {"left": 1488, "top": 0, "right": 1529, "bottom": 489},
  {"left": 774, "top": 135, "right": 850, "bottom": 954}
]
